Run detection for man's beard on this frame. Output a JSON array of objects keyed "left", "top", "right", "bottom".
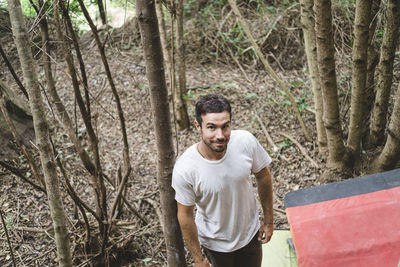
[{"left": 203, "top": 137, "right": 228, "bottom": 153}]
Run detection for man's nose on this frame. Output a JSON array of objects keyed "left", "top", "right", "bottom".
[{"left": 216, "top": 128, "right": 224, "bottom": 139}]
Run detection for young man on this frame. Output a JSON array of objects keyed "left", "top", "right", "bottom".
[{"left": 172, "top": 94, "right": 274, "bottom": 267}]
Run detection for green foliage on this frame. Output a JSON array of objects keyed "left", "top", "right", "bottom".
[
  {"left": 376, "top": 29, "right": 384, "bottom": 41},
  {"left": 334, "top": 0, "right": 355, "bottom": 9},
  {"left": 185, "top": 89, "right": 196, "bottom": 100},
  {"left": 219, "top": 24, "right": 249, "bottom": 55},
  {"left": 0, "top": 0, "right": 36, "bottom": 17},
  {"left": 296, "top": 91, "right": 311, "bottom": 112},
  {"left": 277, "top": 138, "right": 293, "bottom": 150},
  {"left": 0, "top": 0, "right": 101, "bottom": 34},
  {"left": 290, "top": 77, "right": 311, "bottom": 112}
]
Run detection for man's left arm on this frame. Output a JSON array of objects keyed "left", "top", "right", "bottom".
[{"left": 254, "top": 166, "right": 274, "bottom": 244}]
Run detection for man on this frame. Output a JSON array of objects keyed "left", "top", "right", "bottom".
[{"left": 172, "top": 94, "right": 274, "bottom": 267}]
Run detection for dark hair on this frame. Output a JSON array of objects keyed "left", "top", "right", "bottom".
[{"left": 195, "top": 94, "right": 231, "bottom": 126}]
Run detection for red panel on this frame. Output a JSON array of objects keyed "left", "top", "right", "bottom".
[{"left": 286, "top": 187, "right": 400, "bottom": 267}]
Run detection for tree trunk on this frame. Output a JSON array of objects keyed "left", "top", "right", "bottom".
[
  {"left": 175, "top": 0, "right": 190, "bottom": 130},
  {"left": 75, "top": 0, "right": 131, "bottom": 224},
  {"left": 369, "top": 0, "right": 400, "bottom": 147},
  {"left": 97, "top": 0, "right": 106, "bottom": 25},
  {"left": 54, "top": 2, "right": 109, "bottom": 259},
  {"left": 299, "top": 0, "right": 327, "bottom": 154},
  {"left": 38, "top": 1, "right": 96, "bottom": 177},
  {"left": 372, "top": 83, "right": 400, "bottom": 172},
  {"left": 315, "top": 0, "right": 350, "bottom": 170},
  {"left": 155, "top": 0, "right": 172, "bottom": 81},
  {"left": 362, "top": 0, "right": 381, "bottom": 146},
  {"left": 7, "top": 0, "right": 73, "bottom": 266},
  {"left": 347, "top": 0, "right": 372, "bottom": 157},
  {"left": 136, "top": 1, "right": 187, "bottom": 266}
]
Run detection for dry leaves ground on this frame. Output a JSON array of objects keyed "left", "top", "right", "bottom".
[{"left": 0, "top": 30, "right": 324, "bottom": 266}]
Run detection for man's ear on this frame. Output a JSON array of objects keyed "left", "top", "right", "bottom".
[{"left": 194, "top": 120, "right": 201, "bottom": 131}]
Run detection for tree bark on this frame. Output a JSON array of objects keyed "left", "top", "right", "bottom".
[
  {"left": 175, "top": 0, "right": 190, "bottom": 130},
  {"left": 155, "top": 0, "right": 172, "bottom": 82},
  {"left": 372, "top": 83, "right": 400, "bottom": 172},
  {"left": 55, "top": 1, "right": 108, "bottom": 252},
  {"left": 362, "top": 0, "right": 381, "bottom": 146},
  {"left": 7, "top": 0, "right": 72, "bottom": 265},
  {"left": 136, "top": 1, "right": 187, "bottom": 266},
  {"left": 38, "top": 0, "right": 96, "bottom": 177},
  {"left": 299, "top": 0, "right": 327, "bottom": 154},
  {"left": 97, "top": 0, "right": 106, "bottom": 25},
  {"left": 369, "top": 0, "right": 400, "bottom": 147},
  {"left": 75, "top": 0, "right": 131, "bottom": 224},
  {"left": 315, "top": 0, "right": 350, "bottom": 169},
  {"left": 347, "top": 0, "right": 372, "bottom": 156}
]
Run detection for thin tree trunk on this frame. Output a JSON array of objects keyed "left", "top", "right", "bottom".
[
  {"left": 38, "top": 0, "right": 96, "bottom": 177},
  {"left": 74, "top": 0, "right": 131, "bottom": 224},
  {"left": 362, "top": 0, "right": 381, "bottom": 146},
  {"left": 175, "top": 0, "right": 190, "bottom": 130},
  {"left": 55, "top": 0, "right": 108, "bottom": 249},
  {"left": 347, "top": 0, "right": 372, "bottom": 157},
  {"left": 299, "top": 0, "right": 327, "bottom": 154},
  {"left": 136, "top": 1, "right": 186, "bottom": 266},
  {"left": 369, "top": 0, "right": 400, "bottom": 147},
  {"left": 315, "top": 0, "right": 350, "bottom": 170},
  {"left": 7, "top": 0, "right": 72, "bottom": 265},
  {"left": 372, "top": 83, "right": 400, "bottom": 172},
  {"left": 156, "top": 0, "right": 172, "bottom": 81},
  {"left": 0, "top": 43, "right": 29, "bottom": 99},
  {"left": 64, "top": 19, "right": 91, "bottom": 120},
  {"left": 97, "top": 0, "right": 106, "bottom": 25}
]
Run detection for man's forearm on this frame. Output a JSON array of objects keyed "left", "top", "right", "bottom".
[
  {"left": 177, "top": 209, "right": 205, "bottom": 263},
  {"left": 255, "top": 167, "right": 274, "bottom": 223}
]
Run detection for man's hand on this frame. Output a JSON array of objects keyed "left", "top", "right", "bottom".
[
  {"left": 258, "top": 221, "right": 274, "bottom": 244},
  {"left": 194, "top": 258, "right": 211, "bottom": 267}
]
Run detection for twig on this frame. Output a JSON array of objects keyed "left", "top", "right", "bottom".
[
  {"left": 14, "top": 225, "right": 53, "bottom": 233},
  {"left": 143, "top": 198, "right": 164, "bottom": 232},
  {"left": 120, "top": 195, "right": 148, "bottom": 225},
  {"left": 0, "top": 209, "right": 17, "bottom": 267},
  {"left": 255, "top": 114, "right": 278, "bottom": 152},
  {"left": 0, "top": 161, "right": 46, "bottom": 194},
  {"left": 277, "top": 131, "right": 320, "bottom": 169},
  {"left": 0, "top": 44, "right": 29, "bottom": 100},
  {"left": 274, "top": 207, "right": 286, "bottom": 215},
  {"left": 76, "top": 222, "right": 158, "bottom": 267},
  {"left": 0, "top": 91, "right": 46, "bottom": 189},
  {"left": 23, "top": 247, "right": 56, "bottom": 266}
]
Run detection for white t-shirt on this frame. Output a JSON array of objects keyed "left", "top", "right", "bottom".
[{"left": 172, "top": 130, "right": 272, "bottom": 252}]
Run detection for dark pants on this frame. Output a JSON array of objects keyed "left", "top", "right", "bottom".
[{"left": 202, "top": 233, "right": 262, "bottom": 267}]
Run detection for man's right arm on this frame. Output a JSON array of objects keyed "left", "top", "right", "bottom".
[{"left": 177, "top": 202, "right": 211, "bottom": 267}]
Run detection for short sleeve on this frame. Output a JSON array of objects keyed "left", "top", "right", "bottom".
[
  {"left": 249, "top": 133, "right": 272, "bottom": 173},
  {"left": 172, "top": 168, "right": 196, "bottom": 206}
]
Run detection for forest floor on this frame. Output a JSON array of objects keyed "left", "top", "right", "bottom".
[{"left": 1, "top": 22, "right": 332, "bottom": 266}]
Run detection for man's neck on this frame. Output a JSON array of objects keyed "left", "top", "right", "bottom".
[{"left": 197, "top": 142, "right": 225, "bottom": 161}]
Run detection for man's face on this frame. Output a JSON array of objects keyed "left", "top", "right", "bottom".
[{"left": 195, "top": 111, "right": 231, "bottom": 154}]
